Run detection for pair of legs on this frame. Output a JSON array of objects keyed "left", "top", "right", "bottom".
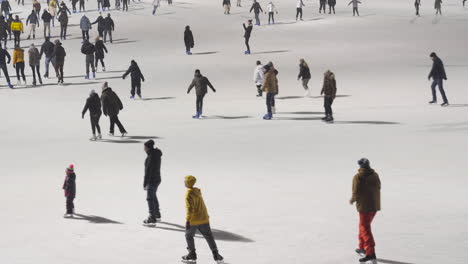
[
  {"left": 196, "top": 94, "right": 205, "bottom": 114},
  {"left": 436, "top": 7, "right": 442, "bottom": 15},
  {"left": 358, "top": 212, "right": 377, "bottom": 256},
  {"left": 296, "top": 8, "right": 303, "bottom": 20},
  {"left": 15, "top": 62, "right": 26, "bottom": 82},
  {"left": 319, "top": 3, "right": 326, "bottom": 13},
  {"left": 302, "top": 78, "right": 310, "bottom": 90},
  {"left": 266, "top": 92, "right": 276, "bottom": 114},
  {"left": 80, "top": 1, "right": 85, "bottom": 11},
  {"left": 98, "top": 1, "right": 102, "bottom": 10},
  {"left": 353, "top": 7, "right": 360, "bottom": 16},
  {"left": 146, "top": 182, "right": 161, "bottom": 218},
  {"left": 0, "top": 35, "right": 7, "bottom": 48},
  {"left": 44, "top": 56, "right": 55, "bottom": 77},
  {"left": 254, "top": 12, "right": 260, "bottom": 25},
  {"left": 90, "top": 113, "right": 101, "bottom": 135},
  {"left": 115, "top": 0, "right": 121, "bottom": 9},
  {"left": 66, "top": 196, "right": 75, "bottom": 214},
  {"left": 256, "top": 84, "right": 262, "bottom": 96},
  {"left": 415, "top": 4, "right": 420, "bottom": 15},
  {"left": 268, "top": 12, "right": 275, "bottom": 24},
  {"left": 44, "top": 22, "right": 51, "bottom": 38},
  {"left": 60, "top": 25, "right": 67, "bottom": 40},
  {"left": 82, "top": 30, "right": 89, "bottom": 40},
  {"left": 13, "top": 31, "right": 20, "bottom": 47},
  {"left": 95, "top": 57, "right": 105, "bottom": 70},
  {"left": 55, "top": 63, "right": 64, "bottom": 83},
  {"left": 85, "top": 55, "right": 96, "bottom": 76},
  {"left": 244, "top": 36, "right": 250, "bottom": 52},
  {"left": 28, "top": 24, "right": 37, "bottom": 39},
  {"left": 324, "top": 97, "right": 334, "bottom": 118},
  {"left": 223, "top": 4, "right": 231, "bottom": 14},
  {"left": 185, "top": 45, "right": 191, "bottom": 54},
  {"left": 236, "top": 0, "right": 241, "bottom": 6},
  {"left": 431, "top": 78, "right": 449, "bottom": 103},
  {"left": 152, "top": 5, "right": 159, "bottom": 15},
  {"left": 329, "top": 5, "right": 335, "bottom": 14},
  {"left": 185, "top": 223, "right": 219, "bottom": 254},
  {"left": 109, "top": 114, "right": 126, "bottom": 134},
  {"left": 104, "top": 29, "right": 113, "bottom": 43},
  {"left": 130, "top": 79, "right": 142, "bottom": 97},
  {"left": 123, "top": 1, "right": 128, "bottom": 11},
  {"left": 0, "top": 63, "right": 11, "bottom": 84},
  {"left": 30, "top": 65, "right": 42, "bottom": 84}
]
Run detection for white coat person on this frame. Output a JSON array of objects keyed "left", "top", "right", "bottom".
[
  {"left": 152, "top": 0, "right": 161, "bottom": 15},
  {"left": 253, "top": 60, "right": 264, "bottom": 97},
  {"left": 266, "top": 2, "right": 278, "bottom": 24}
]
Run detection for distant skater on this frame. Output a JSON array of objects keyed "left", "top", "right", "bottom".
[
  {"left": 122, "top": 60, "right": 145, "bottom": 99},
  {"left": 319, "top": 0, "right": 327, "bottom": 14},
  {"left": 82, "top": 89, "right": 102, "bottom": 140},
  {"left": 187, "top": 69, "right": 216, "bottom": 119},
  {"left": 266, "top": 1, "right": 278, "bottom": 24},
  {"left": 62, "top": 164, "right": 76, "bottom": 217},
  {"left": 328, "top": 0, "right": 336, "bottom": 14},
  {"left": 348, "top": 0, "right": 361, "bottom": 16},
  {"left": 262, "top": 62, "right": 279, "bottom": 120},
  {"left": 435, "top": 0, "right": 442, "bottom": 15},
  {"left": 142, "top": 139, "right": 163, "bottom": 225},
  {"left": 94, "top": 36, "right": 108, "bottom": 72},
  {"left": 253, "top": 60, "right": 264, "bottom": 97},
  {"left": 250, "top": 0, "right": 263, "bottom": 25},
  {"left": 184, "top": 25, "right": 194, "bottom": 55},
  {"left": 296, "top": 0, "right": 305, "bottom": 20},
  {"left": 320, "top": 70, "right": 337, "bottom": 122},
  {"left": 152, "top": 0, "right": 160, "bottom": 15},
  {"left": 101, "top": 82, "right": 127, "bottom": 136},
  {"left": 428, "top": 52, "right": 449, "bottom": 106},
  {"left": 223, "top": 0, "right": 231, "bottom": 15},
  {"left": 415, "top": 0, "right": 421, "bottom": 16},
  {"left": 243, "top": 20, "right": 253, "bottom": 54},
  {"left": 297, "top": 58, "right": 311, "bottom": 97}
]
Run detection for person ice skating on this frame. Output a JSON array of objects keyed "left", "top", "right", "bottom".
[
  {"left": 181, "top": 175, "right": 224, "bottom": 263},
  {"left": 319, "top": 0, "right": 327, "bottom": 13},
  {"left": 94, "top": 37, "right": 107, "bottom": 72},
  {"left": 1, "top": 0, "right": 12, "bottom": 18},
  {"left": 28, "top": 44, "right": 42, "bottom": 86},
  {"left": 103, "top": 0, "right": 111, "bottom": 11},
  {"left": 142, "top": 139, "right": 163, "bottom": 224},
  {"left": 81, "top": 39, "right": 96, "bottom": 79},
  {"left": 82, "top": 89, "right": 102, "bottom": 140},
  {"left": 79, "top": 0, "right": 86, "bottom": 12},
  {"left": 222, "top": 0, "right": 231, "bottom": 15},
  {"left": 71, "top": 0, "right": 78, "bottom": 13},
  {"left": 428, "top": 52, "right": 449, "bottom": 106},
  {"left": 0, "top": 16, "right": 8, "bottom": 48},
  {"left": 0, "top": 43, "right": 13, "bottom": 88},
  {"left": 92, "top": 13, "right": 105, "bottom": 38},
  {"left": 348, "top": 0, "right": 361, "bottom": 16},
  {"left": 261, "top": 62, "right": 278, "bottom": 120},
  {"left": 115, "top": 0, "right": 121, "bottom": 10},
  {"left": 80, "top": 14, "right": 92, "bottom": 41},
  {"left": 296, "top": 0, "right": 305, "bottom": 20},
  {"left": 40, "top": 37, "right": 55, "bottom": 78},
  {"left": 122, "top": 0, "right": 128, "bottom": 11},
  {"left": 434, "top": 0, "right": 442, "bottom": 15},
  {"left": 7, "top": 14, "right": 12, "bottom": 40},
  {"left": 266, "top": 1, "right": 278, "bottom": 24},
  {"left": 13, "top": 45, "right": 26, "bottom": 85},
  {"left": 103, "top": 14, "right": 114, "bottom": 43},
  {"left": 415, "top": 0, "right": 421, "bottom": 16},
  {"left": 62, "top": 164, "right": 76, "bottom": 217},
  {"left": 10, "top": 16, "right": 23, "bottom": 47},
  {"left": 122, "top": 60, "right": 145, "bottom": 99},
  {"left": 97, "top": 0, "right": 103, "bottom": 11},
  {"left": 57, "top": 3, "right": 70, "bottom": 40},
  {"left": 328, "top": 0, "right": 336, "bottom": 14},
  {"left": 168, "top": 0, "right": 173, "bottom": 5},
  {"left": 236, "top": 0, "right": 241, "bottom": 7},
  {"left": 320, "top": 70, "right": 336, "bottom": 122},
  {"left": 253, "top": 60, "right": 264, "bottom": 97},
  {"left": 297, "top": 58, "right": 311, "bottom": 97},
  {"left": 57, "top": 2, "right": 72, "bottom": 18},
  {"left": 26, "top": 10, "right": 40, "bottom": 40},
  {"left": 250, "top": 0, "right": 263, "bottom": 25},
  {"left": 17, "top": 0, "right": 24, "bottom": 6},
  {"left": 51, "top": 39, "right": 66, "bottom": 84},
  {"left": 187, "top": 69, "right": 216, "bottom": 119},
  {"left": 184, "top": 25, "right": 194, "bottom": 55},
  {"left": 101, "top": 82, "right": 127, "bottom": 136},
  {"left": 48, "top": 0, "right": 58, "bottom": 27},
  {"left": 42, "top": 9, "right": 52, "bottom": 38},
  {"left": 350, "top": 158, "right": 381, "bottom": 263},
  {"left": 243, "top": 20, "right": 253, "bottom": 54},
  {"left": 152, "top": 0, "right": 161, "bottom": 15}
]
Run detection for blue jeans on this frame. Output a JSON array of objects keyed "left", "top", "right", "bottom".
[
  {"left": 431, "top": 78, "right": 448, "bottom": 103},
  {"left": 266, "top": 92, "right": 276, "bottom": 114},
  {"left": 45, "top": 56, "right": 54, "bottom": 76},
  {"left": 146, "top": 183, "right": 160, "bottom": 217}
]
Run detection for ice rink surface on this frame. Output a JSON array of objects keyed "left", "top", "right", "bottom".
[{"left": 0, "top": 0, "right": 467, "bottom": 263}]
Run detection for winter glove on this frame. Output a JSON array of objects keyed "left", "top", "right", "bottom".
[
  {"left": 444, "top": 77, "right": 447, "bottom": 80},
  {"left": 213, "top": 89, "right": 217, "bottom": 93},
  {"left": 185, "top": 221, "right": 190, "bottom": 230},
  {"left": 122, "top": 75, "right": 126, "bottom": 80}
]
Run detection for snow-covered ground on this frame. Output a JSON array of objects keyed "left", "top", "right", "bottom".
[{"left": 1, "top": 0, "right": 467, "bottom": 263}]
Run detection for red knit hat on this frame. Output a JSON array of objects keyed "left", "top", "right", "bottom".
[{"left": 67, "top": 164, "right": 74, "bottom": 172}]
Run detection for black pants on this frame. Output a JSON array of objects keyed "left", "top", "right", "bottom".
[
  {"left": 82, "top": 30, "right": 89, "bottom": 40},
  {"left": 15, "top": 62, "right": 26, "bottom": 81},
  {"left": 0, "top": 63, "right": 10, "bottom": 84},
  {"left": 90, "top": 113, "right": 101, "bottom": 134},
  {"left": 146, "top": 183, "right": 160, "bottom": 217},
  {"left": 196, "top": 94, "right": 205, "bottom": 113},
  {"left": 185, "top": 44, "right": 191, "bottom": 53},
  {"left": 329, "top": 5, "right": 335, "bottom": 14},
  {"left": 296, "top": 8, "right": 303, "bottom": 19},
  {"left": 431, "top": 79, "right": 448, "bottom": 103},
  {"left": 123, "top": 1, "right": 128, "bottom": 11},
  {"left": 256, "top": 85, "right": 262, "bottom": 96},
  {"left": 13, "top": 31, "right": 20, "bottom": 47},
  {"left": 131, "top": 79, "right": 141, "bottom": 97},
  {"left": 244, "top": 36, "right": 250, "bottom": 52},
  {"left": 56, "top": 64, "right": 64, "bottom": 82},
  {"left": 86, "top": 55, "right": 95, "bottom": 75},
  {"left": 60, "top": 25, "right": 67, "bottom": 39},
  {"left": 268, "top": 12, "right": 274, "bottom": 24},
  {"left": 72, "top": 1, "right": 77, "bottom": 11},
  {"left": 186, "top": 223, "right": 218, "bottom": 252},
  {"left": 95, "top": 57, "right": 105, "bottom": 69},
  {"left": 66, "top": 196, "right": 75, "bottom": 214},
  {"left": 353, "top": 7, "right": 359, "bottom": 16},
  {"left": 30, "top": 65, "right": 42, "bottom": 84},
  {"left": 415, "top": 4, "right": 420, "bottom": 15},
  {"left": 109, "top": 114, "right": 126, "bottom": 134},
  {"left": 319, "top": 3, "right": 326, "bottom": 13},
  {"left": 80, "top": 1, "right": 85, "bottom": 11},
  {"left": 266, "top": 92, "right": 275, "bottom": 114},
  {"left": 324, "top": 97, "right": 334, "bottom": 117},
  {"left": 98, "top": 29, "right": 104, "bottom": 38}
]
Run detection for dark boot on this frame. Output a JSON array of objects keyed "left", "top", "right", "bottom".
[
  {"left": 212, "top": 250, "right": 223, "bottom": 262},
  {"left": 182, "top": 250, "right": 197, "bottom": 261},
  {"left": 359, "top": 253, "right": 376, "bottom": 263}
]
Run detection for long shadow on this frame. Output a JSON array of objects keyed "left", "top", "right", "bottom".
[
  {"left": 192, "top": 51, "right": 218, "bottom": 55},
  {"left": 109, "top": 38, "right": 129, "bottom": 42},
  {"left": 251, "top": 50, "right": 289, "bottom": 55},
  {"left": 97, "top": 139, "right": 141, "bottom": 144},
  {"left": 95, "top": 76, "right": 123, "bottom": 80},
  {"left": 103, "top": 70, "right": 127, "bottom": 73},
  {"left": 279, "top": 111, "right": 324, "bottom": 115},
  {"left": 62, "top": 82, "right": 101, "bottom": 87},
  {"left": 155, "top": 12, "right": 176, "bottom": 16},
  {"left": 447, "top": 104, "right": 468, "bottom": 107},
  {"left": 112, "top": 40, "right": 138, "bottom": 45},
  {"left": 276, "top": 96, "right": 303, "bottom": 100},
  {"left": 157, "top": 222, "right": 254, "bottom": 242},
  {"left": 334, "top": 121, "right": 401, "bottom": 125},
  {"left": 377, "top": 259, "right": 415, "bottom": 264},
  {"left": 275, "top": 117, "right": 323, "bottom": 121},
  {"left": 309, "top": 95, "right": 351, "bottom": 99},
  {"left": 274, "top": 21, "right": 297, "bottom": 25},
  {"left": 141, "top": 97, "right": 176, "bottom": 101},
  {"left": 67, "top": 214, "right": 123, "bottom": 224},
  {"left": 303, "top": 18, "right": 325, "bottom": 21},
  {"left": 205, "top": 115, "right": 252, "bottom": 120},
  {"left": 125, "top": 136, "right": 160, "bottom": 140}
]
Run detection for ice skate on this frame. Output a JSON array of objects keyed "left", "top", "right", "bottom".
[
  {"left": 102, "top": 67, "right": 106, "bottom": 72},
  {"left": 17, "top": 80, "right": 21, "bottom": 86},
  {"left": 428, "top": 100, "right": 437, "bottom": 104},
  {"left": 92, "top": 72, "right": 96, "bottom": 79},
  {"left": 90, "top": 134, "right": 97, "bottom": 141},
  {"left": 181, "top": 250, "right": 197, "bottom": 263},
  {"left": 138, "top": 95, "right": 142, "bottom": 100},
  {"left": 304, "top": 89, "right": 311, "bottom": 97},
  {"left": 97, "top": 133, "right": 102, "bottom": 140},
  {"left": 355, "top": 248, "right": 366, "bottom": 255},
  {"left": 121, "top": 132, "right": 128, "bottom": 137},
  {"left": 212, "top": 251, "right": 224, "bottom": 263},
  {"left": 192, "top": 112, "right": 200, "bottom": 119},
  {"left": 8, "top": 83, "right": 13, "bottom": 89},
  {"left": 263, "top": 113, "right": 272, "bottom": 120},
  {"left": 441, "top": 102, "right": 449, "bottom": 107},
  {"left": 143, "top": 215, "right": 157, "bottom": 226},
  {"left": 324, "top": 116, "right": 334, "bottom": 123},
  {"left": 359, "top": 253, "right": 377, "bottom": 263},
  {"left": 271, "top": 106, "right": 276, "bottom": 114},
  {"left": 63, "top": 213, "right": 74, "bottom": 218},
  {"left": 130, "top": 95, "right": 135, "bottom": 99},
  {"left": 85, "top": 74, "right": 89, "bottom": 80},
  {"left": 108, "top": 132, "right": 114, "bottom": 136}
]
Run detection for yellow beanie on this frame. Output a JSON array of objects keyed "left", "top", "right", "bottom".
[{"left": 185, "top": 175, "right": 197, "bottom": 188}]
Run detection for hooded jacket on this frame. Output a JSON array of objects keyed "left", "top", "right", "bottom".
[
  {"left": 58, "top": 10, "right": 69, "bottom": 26},
  {"left": 187, "top": 72, "right": 215, "bottom": 96},
  {"left": 321, "top": 70, "right": 337, "bottom": 98},
  {"left": 298, "top": 63, "right": 311, "bottom": 80},
  {"left": 82, "top": 92, "right": 102, "bottom": 116},
  {"left": 80, "top": 15, "right": 92, "bottom": 31},
  {"left": 10, "top": 20, "right": 23, "bottom": 32},
  {"left": 144, "top": 148, "right": 162, "bottom": 188},
  {"left": 28, "top": 46, "right": 41, "bottom": 66},
  {"left": 62, "top": 171, "right": 76, "bottom": 198},
  {"left": 95, "top": 39, "right": 107, "bottom": 59},
  {"left": 103, "top": 16, "right": 114, "bottom": 31},
  {"left": 41, "top": 11, "right": 53, "bottom": 23},
  {"left": 253, "top": 64, "right": 264, "bottom": 85},
  {"left": 40, "top": 39, "right": 55, "bottom": 57},
  {"left": 81, "top": 40, "right": 96, "bottom": 56},
  {"left": 428, "top": 56, "right": 447, "bottom": 80},
  {"left": 185, "top": 178, "right": 209, "bottom": 226},
  {"left": 350, "top": 168, "right": 381, "bottom": 213},
  {"left": 12, "top": 48, "right": 24, "bottom": 65},
  {"left": 184, "top": 28, "right": 194, "bottom": 48},
  {"left": 101, "top": 87, "right": 123, "bottom": 117},
  {"left": 262, "top": 67, "right": 279, "bottom": 93},
  {"left": 123, "top": 61, "right": 145, "bottom": 82},
  {"left": 52, "top": 43, "right": 66, "bottom": 65}
]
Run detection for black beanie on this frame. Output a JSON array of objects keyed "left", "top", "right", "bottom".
[
  {"left": 144, "top": 140, "right": 155, "bottom": 148},
  {"left": 358, "top": 158, "right": 370, "bottom": 168}
]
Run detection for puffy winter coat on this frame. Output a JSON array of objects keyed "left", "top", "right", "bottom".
[
  {"left": 48, "top": 0, "right": 58, "bottom": 16},
  {"left": 123, "top": 61, "right": 145, "bottom": 82},
  {"left": 92, "top": 16, "right": 105, "bottom": 31},
  {"left": 12, "top": 48, "right": 24, "bottom": 65},
  {"left": 144, "top": 148, "right": 162, "bottom": 188},
  {"left": 298, "top": 64, "right": 311, "bottom": 80},
  {"left": 41, "top": 11, "right": 53, "bottom": 23},
  {"left": 185, "top": 186, "right": 210, "bottom": 226},
  {"left": 262, "top": 69, "right": 279, "bottom": 93},
  {"left": 321, "top": 70, "right": 337, "bottom": 98},
  {"left": 80, "top": 16, "right": 92, "bottom": 31},
  {"left": 62, "top": 172, "right": 76, "bottom": 198},
  {"left": 187, "top": 72, "right": 216, "bottom": 96},
  {"left": 28, "top": 46, "right": 41, "bottom": 66},
  {"left": 52, "top": 43, "right": 66, "bottom": 65},
  {"left": 10, "top": 21, "right": 23, "bottom": 32},
  {"left": 184, "top": 29, "right": 194, "bottom": 48},
  {"left": 26, "top": 13, "right": 40, "bottom": 25},
  {"left": 103, "top": 17, "right": 114, "bottom": 30},
  {"left": 58, "top": 12, "right": 68, "bottom": 26},
  {"left": 40, "top": 39, "right": 55, "bottom": 57},
  {"left": 95, "top": 40, "right": 107, "bottom": 59},
  {"left": 81, "top": 41, "right": 96, "bottom": 56},
  {"left": 101, "top": 87, "right": 123, "bottom": 117},
  {"left": 253, "top": 64, "right": 264, "bottom": 85},
  {"left": 428, "top": 56, "right": 447, "bottom": 80},
  {"left": 82, "top": 93, "right": 102, "bottom": 116},
  {"left": 350, "top": 168, "right": 381, "bottom": 213}
]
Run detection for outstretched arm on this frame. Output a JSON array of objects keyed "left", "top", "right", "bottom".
[{"left": 187, "top": 80, "right": 195, "bottom": 93}]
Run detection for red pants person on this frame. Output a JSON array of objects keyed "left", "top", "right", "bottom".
[{"left": 358, "top": 212, "right": 377, "bottom": 255}]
